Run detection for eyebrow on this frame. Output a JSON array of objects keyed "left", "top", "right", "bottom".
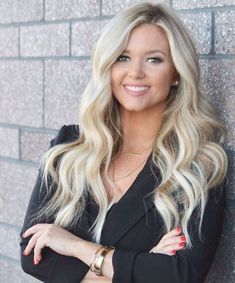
[{"left": 123, "top": 49, "right": 166, "bottom": 56}]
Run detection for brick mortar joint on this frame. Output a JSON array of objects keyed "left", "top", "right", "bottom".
[
  {"left": 0, "top": 15, "right": 112, "bottom": 28},
  {"left": 0, "top": 6, "right": 234, "bottom": 27}
]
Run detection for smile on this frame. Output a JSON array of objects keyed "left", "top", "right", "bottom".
[{"left": 124, "top": 85, "right": 150, "bottom": 96}]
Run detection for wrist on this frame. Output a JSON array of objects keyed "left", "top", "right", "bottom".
[
  {"left": 89, "top": 245, "right": 115, "bottom": 277},
  {"left": 72, "top": 237, "right": 85, "bottom": 258}
]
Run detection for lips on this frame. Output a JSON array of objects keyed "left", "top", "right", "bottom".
[{"left": 124, "top": 84, "right": 150, "bottom": 96}]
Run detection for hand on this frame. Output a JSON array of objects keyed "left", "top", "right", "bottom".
[
  {"left": 149, "top": 226, "right": 186, "bottom": 256},
  {"left": 22, "top": 223, "right": 81, "bottom": 264}
]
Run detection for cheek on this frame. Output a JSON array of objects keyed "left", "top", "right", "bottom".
[
  {"left": 110, "top": 69, "right": 118, "bottom": 89},
  {"left": 111, "top": 65, "right": 120, "bottom": 79},
  {"left": 152, "top": 67, "right": 175, "bottom": 88},
  {"left": 111, "top": 69, "right": 125, "bottom": 94},
  {"left": 111, "top": 64, "right": 127, "bottom": 81}
]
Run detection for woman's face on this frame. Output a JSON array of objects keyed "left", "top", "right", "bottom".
[{"left": 111, "top": 24, "right": 177, "bottom": 113}]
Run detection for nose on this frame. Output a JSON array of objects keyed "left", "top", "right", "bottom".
[{"left": 127, "top": 60, "right": 145, "bottom": 79}]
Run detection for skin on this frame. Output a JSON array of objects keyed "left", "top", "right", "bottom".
[{"left": 22, "top": 24, "right": 186, "bottom": 282}]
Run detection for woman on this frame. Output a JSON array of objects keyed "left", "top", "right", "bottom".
[{"left": 20, "top": 3, "right": 227, "bottom": 283}]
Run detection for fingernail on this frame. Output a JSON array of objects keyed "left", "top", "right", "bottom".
[
  {"left": 179, "top": 242, "right": 185, "bottom": 247},
  {"left": 181, "top": 236, "right": 186, "bottom": 241},
  {"left": 33, "top": 259, "right": 38, "bottom": 265},
  {"left": 176, "top": 226, "right": 182, "bottom": 232},
  {"left": 23, "top": 250, "right": 27, "bottom": 256},
  {"left": 171, "top": 250, "right": 176, "bottom": 254}
]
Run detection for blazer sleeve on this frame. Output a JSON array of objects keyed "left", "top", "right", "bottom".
[
  {"left": 112, "top": 183, "right": 226, "bottom": 283},
  {"left": 20, "top": 125, "right": 90, "bottom": 283}
]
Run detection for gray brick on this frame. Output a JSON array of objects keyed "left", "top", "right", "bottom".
[
  {"left": 0, "top": 257, "right": 40, "bottom": 283},
  {"left": 45, "top": 0, "right": 100, "bottom": 20},
  {"left": 102, "top": 0, "right": 170, "bottom": 15},
  {"left": 179, "top": 12, "right": 211, "bottom": 54},
  {"left": 173, "top": 0, "right": 234, "bottom": 9},
  {"left": 0, "top": 162, "right": 38, "bottom": 226},
  {"left": 21, "top": 131, "right": 54, "bottom": 163},
  {"left": 0, "top": 0, "right": 43, "bottom": 24},
  {"left": 44, "top": 60, "right": 91, "bottom": 129},
  {"left": 20, "top": 23, "right": 70, "bottom": 57},
  {"left": 215, "top": 11, "right": 235, "bottom": 54},
  {"left": 200, "top": 59, "right": 235, "bottom": 151},
  {"left": 0, "top": 127, "right": 19, "bottom": 159},
  {"left": 72, "top": 20, "right": 109, "bottom": 56},
  {"left": 0, "top": 224, "right": 20, "bottom": 261},
  {"left": 205, "top": 208, "right": 235, "bottom": 282},
  {"left": 0, "top": 27, "right": 18, "bottom": 57},
  {"left": 0, "top": 61, "right": 43, "bottom": 127}
]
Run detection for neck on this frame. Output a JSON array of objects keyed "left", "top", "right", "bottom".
[{"left": 119, "top": 106, "right": 164, "bottom": 152}]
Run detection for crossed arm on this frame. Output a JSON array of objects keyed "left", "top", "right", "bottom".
[
  {"left": 20, "top": 175, "right": 225, "bottom": 283},
  {"left": 21, "top": 221, "right": 186, "bottom": 281}
]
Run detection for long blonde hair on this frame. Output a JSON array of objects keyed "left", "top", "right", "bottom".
[{"left": 35, "top": 3, "right": 227, "bottom": 248}]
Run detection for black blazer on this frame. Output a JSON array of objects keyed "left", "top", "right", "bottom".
[{"left": 20, "top": 124, "right": 225, "bottom": 283}]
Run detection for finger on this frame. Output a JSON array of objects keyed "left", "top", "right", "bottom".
[
  {"left": 151, "top": 235, "right": 181, "bottom": 251},
  {"left": 33, "top": 238, "right": 45, "bottom": 264},
  {"left": 23, "top": 224, "right": 46, "bottom": 238},
  {"left": 155, "top": 227, "right": 182, "bottom": 248},
  {"left": 22, "top": 224, "right": 40, "bottom": 238},
  {"left": 150, "top": 236, "right": 186, "bottom": 253},
  {"left": 171, "top": 241, "right": 186, "bottom": 250},
  {"left": 149, "top": 234, "right": 187, "bottom": 252},
  {"left": 163, "top": 235, "right": 187, "bottom": 246},
  {"left": 23, "top": 231, "right": 43, "bottom": 256},
  {"left": 161, "top": 226, "right": 182, "bottom": 240},
  {"left": 162, "top": 241, "right": 186, "bottom": 252},
  {"left": 150, "top": 242, "right": 185, "bottom": 255}
]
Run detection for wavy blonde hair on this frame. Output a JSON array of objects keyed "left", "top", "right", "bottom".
[{"left": 35, "top": 3, "right": 227, "bottom": 248}]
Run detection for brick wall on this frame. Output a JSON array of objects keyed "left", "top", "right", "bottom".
[{"left": 0, "top": 0, "right": 234, "bottom": 282}]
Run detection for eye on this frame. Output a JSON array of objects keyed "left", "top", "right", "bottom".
[
  {"left": 116, "top": 55, "right": 129, "bottom": 62},
  {"left": 147, "top": 57, "right": 163, "bottom": 63}
]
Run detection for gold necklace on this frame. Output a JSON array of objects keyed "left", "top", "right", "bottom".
[
  {"left": 122, "top": 144, "right": 153, "bottom": 155},
  {"left": 112, "top": 155, "right": 149, "bottom": 182}
]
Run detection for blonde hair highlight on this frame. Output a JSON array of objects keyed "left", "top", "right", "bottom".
[{"left": 34, "top": 3, "right": 227, "bottom": 248}]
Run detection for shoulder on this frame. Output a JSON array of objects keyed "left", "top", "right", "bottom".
[{"left": 50, "top": 124, "right": 80, "bottom": 147}]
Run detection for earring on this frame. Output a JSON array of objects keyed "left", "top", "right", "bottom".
[{"left": 173, "top": 81, "right": 179, "bottom": 86}]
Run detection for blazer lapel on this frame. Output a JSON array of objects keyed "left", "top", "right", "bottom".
[{"left": 100, "top": 156, "right": 162, "bottom": 246}]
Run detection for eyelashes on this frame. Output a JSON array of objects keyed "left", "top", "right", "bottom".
[
  {"left": 147, "top": 57, "right": 163, "bottom": 63},
  {"left": 148, "top": 57, "right": 163, "bottom": 63},
  {"left": 116, "top": 54, "right": 163, "bottom": 63},
  {"left": 116, "top": 55, "right": 128, "bottom": 62}
]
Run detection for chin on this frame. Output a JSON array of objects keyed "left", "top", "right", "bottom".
[{"left": 121, "top": 105, "right": 147, "bottom": 112}]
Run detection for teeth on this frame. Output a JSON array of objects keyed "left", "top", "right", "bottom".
[{"left": 125, "top": 86, "right": 149, "bottom": 92}]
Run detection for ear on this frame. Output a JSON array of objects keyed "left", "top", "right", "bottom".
[{"left": 171, "top": 73, "right": 180, "bottom": 87}]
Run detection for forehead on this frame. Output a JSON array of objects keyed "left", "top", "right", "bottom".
[{"left": 125, "top": 24, "right": 170, "bottom": 54}]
